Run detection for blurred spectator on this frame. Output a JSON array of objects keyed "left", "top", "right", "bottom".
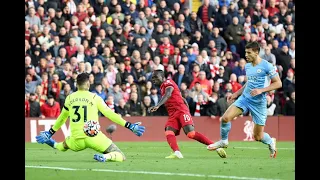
[
  {"left": 215, "top": 5, "right": 232, "bottom": 34},
  {"left": 261, "top": 46, "right": 276, "bottom": 65},
  {"left": 282, "top": 69, "right": 294, "bottom": 101},
  {"left": 126, "top": 92, "right": 143, "bottom": 116},
  {"left": 213, "top": 66, "right": 229, "bottom": 87},
  {"left": 217, "top": 91, "right": 232, "bottom": 116},
  {"left": 108, "top": 84, "right": 123, "bottom": 106},
  {"left": 232, "top": 58, "right": 246, "bottom": 77},
  {"left": 92, "top": 84, "right": 106, "bottom": 101},
  {"left": 283, "top": 91, "right": 295, "bottom": 116},
  {"left": 224, "top": 16, "right": 245, "bottom": 53},
  {"left": 28, "top": 93, "right": 42, "bottom": 117},
  {"left": 40, "top": 95, "right": 61, "bottom": 118},
  {"left": 106, "top": 95, "right": 116, "bottom": 112},
  {"left": 25, "top": 69, "right": 43, "bottom": 94},
  {"left": 173, "top": 64, "right": 192, "bottom": 88},
  {"left": 266, "top": 95, "right": 277, "bottom": 116},
  {"left": 35, "top": 85, "right": 47, "bottom": 107},
  {"left": 190, "top": 82, "right": 210, "bottom": 103},
  {"left": 288, "top": 41, "right": 295, "bottom": 59},
  {"left": 59, "top": 83, "right": 72, "bottom": 110},
  {"left": 190, "top": 71, "right": 212, "bottom": 95},
  {"left": 142, "top": 96, "right": 153, "bottom": 116},
  {"left": 197, "top": 0, "right": 216, "bottom": 26},
  {"left": 229, "top": 73, "right": 242, "bottom": 93},
  {"left": 276, "top": 45, "right": 291, "bottom": 80},
  {"left": 115, "top": 98, "right": 131, "bottom": 117},
  {"left": 206, "top": 92, "right": 219, "bottom": 118},
  {"left": 193, "top": 94, "right": 208, "bottom": 116}
]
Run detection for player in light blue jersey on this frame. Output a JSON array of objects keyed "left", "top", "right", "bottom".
[{"left": 206, "top": 41, "right": 282, "bottom": 158}]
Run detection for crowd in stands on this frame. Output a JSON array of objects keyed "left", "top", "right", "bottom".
[{"left": 25, "top": 0, "right": 295, "bottom": 119}]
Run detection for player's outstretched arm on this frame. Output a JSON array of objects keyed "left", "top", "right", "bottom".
[
  {"left": 35, "top": 108, "right": 69, "bottom": 144},
  {"left": 148, "top": 86, "right": 174, "bottom": 112},
  {"left": 96, "top": 96, "right": 145, "bottom": 136}
]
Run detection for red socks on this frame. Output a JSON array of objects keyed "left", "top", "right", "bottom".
[
  {"left": 188, "top": 131, "right": 213, "bottom": 145},
  {"left": 165, "top": 131, "right": 180, "bottom": 151}
]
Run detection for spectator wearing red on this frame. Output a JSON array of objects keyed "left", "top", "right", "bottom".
[
  {"left": 267, "top": 0, "right": 280, "bottom": 17},
  {"left": 35, "top": 85, "right": 47, "bottom": 107},
  {"left": 189, "top": 71, "right": 212, "bottom": 96},
  {"left": 159, "top": 36, "right": 174, "bottom": 55},
  {"left": 74, "top": 4, "right": 88, "bottom": 23},
  {"left": 160, "top": 11, "right": 175, "bottom": 27},
  {"left": 49, "top": 73, "right": 62, "bottom": 100},
  {"left": 25, "top": 94, "right": 30, "bottom": 117},
  {"left": 40, "top": 95, "right": 60, "bottom": 118},
  {"left": 229, "top": 73, "right": 242, "bottom": 93},
  {"left": 65, "top": 38, "right": 78, "bottom": 58},
  {"left": 197, "top": 0, "right": 216, "bottom": 26},
  {"left": 160, "top": 48, "right": 174, "bottom": 70},
  {"left": 25, "top": 21, "right": 31, "bottom": 41}
]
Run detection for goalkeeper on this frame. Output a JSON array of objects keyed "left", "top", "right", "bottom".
[{"left": 35, "top": 73, "right": 145, "bottom": 162}]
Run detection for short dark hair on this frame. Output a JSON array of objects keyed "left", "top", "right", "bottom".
[
  {"left": 77, "top": 73, "right": 90, "bottom": 86},
  {"left": 245, "top": 41, "right": 260, "bottom": 53},
  {"left": 154, "top": 69, "right": 165, "bottom": 77}
]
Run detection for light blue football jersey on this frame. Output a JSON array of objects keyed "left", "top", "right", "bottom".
[{"left": 242, "top": 59, "right": 278, "bottom": 104}]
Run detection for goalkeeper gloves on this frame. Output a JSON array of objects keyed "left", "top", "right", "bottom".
[
  {"left": 35, "top": 128, "right": 56, "bottom": 144},
  {"left": 125, "top": 122, "right": 145, "bottom": 137}
]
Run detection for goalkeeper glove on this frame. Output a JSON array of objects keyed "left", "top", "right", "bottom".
[
  {"left": 35, "top": 128, "right": 56, "bottom": 144},
  {"left": 125, "top": 122, "right": 145, "bottom": 137}
]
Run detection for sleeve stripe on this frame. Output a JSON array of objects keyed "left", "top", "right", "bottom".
[
  {"left": 93, "top": 94, "right": 96, "bottom": 99},
  {"left": 63, "top": 105, "right": 69, "bottom": 111}
]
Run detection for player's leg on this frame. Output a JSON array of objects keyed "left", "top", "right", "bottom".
[
  {"left": 164, "top": 126, "right": 184, "bottom": 159},
  {"left": 182, "top": 124, "right": 227, "bottom": 158},
  {"left": 207, "top": 96, "right": 247, "bottom": 151},
  {"left": 249, "top": 104, "right": 277, "bottom": 158},
  {"left": 180, "top": 113, "right": 213, "bottom": 145},
  {"left": 86, "top": 132, "right": 126, "bottom": 162}
]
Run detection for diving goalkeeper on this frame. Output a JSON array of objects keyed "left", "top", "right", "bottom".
[{"left": 35, "top": 73, "right": 145, "bottom": 162}]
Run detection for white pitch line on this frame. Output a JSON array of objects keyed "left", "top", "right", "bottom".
[
  {"left": 25, "top": 165, "right": 281, "bottom": 180},
  {"left": 26, "top": 147, "right": 295, "bottom": 150},
  {"left": 232, "top": 147, "right": 294, "bottom": 150}
]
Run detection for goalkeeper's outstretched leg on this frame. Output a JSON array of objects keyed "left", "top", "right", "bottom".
[{"left": 93, "top": 143, "right": 126, "bottom": 162}]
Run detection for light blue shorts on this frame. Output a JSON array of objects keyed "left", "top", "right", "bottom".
[{"left": 233, "top": 95, "right": 267, "bottom": 126}]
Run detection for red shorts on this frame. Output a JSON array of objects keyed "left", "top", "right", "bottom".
[{"left": 165, "top": 110, "right": 194, "bottom": 135}]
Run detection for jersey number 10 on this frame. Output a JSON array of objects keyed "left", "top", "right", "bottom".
[{"left": 72, "top": 105, "right": 88, "bottom": 122}]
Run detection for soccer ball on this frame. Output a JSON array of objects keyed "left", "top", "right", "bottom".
[{"left": 83, "top": 120, "right": 100, "bottom": 137}]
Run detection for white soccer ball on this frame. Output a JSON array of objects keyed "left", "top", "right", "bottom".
[{"left": 83, "top": 120, "right": 100, "bottom": 137}]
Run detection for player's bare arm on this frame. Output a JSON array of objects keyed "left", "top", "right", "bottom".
[
  {"left": 149, "top": 86, "right": 174, "bottom": 112},
  {"left": 250, "top": 75, "right": 282, "bottom": 96},
  {"left": 228, "top": 83, "right": 247, "bottom": 103},
  {"left": 182, "top": 97, "right": 189, "bottom": 108}
]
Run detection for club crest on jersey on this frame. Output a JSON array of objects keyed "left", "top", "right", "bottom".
[{"left": 257, "top": 69, "right": 262, "bottom": 73}]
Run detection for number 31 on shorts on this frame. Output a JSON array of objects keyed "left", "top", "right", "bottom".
[{"left": 183, "top": 114, "right": 191, "bottom": 122}]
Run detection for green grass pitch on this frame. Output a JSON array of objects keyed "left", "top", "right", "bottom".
[{"left": 25, "top": 141, "right": 295, "bottom": 180}]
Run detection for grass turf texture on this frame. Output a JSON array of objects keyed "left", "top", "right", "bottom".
[{"left": 26, "top": 142, "right": 294, "bottom": 180}]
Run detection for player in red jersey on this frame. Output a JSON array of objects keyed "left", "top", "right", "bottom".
[{"left": 149, "top": 70, "right": 226, "bottom": 158}]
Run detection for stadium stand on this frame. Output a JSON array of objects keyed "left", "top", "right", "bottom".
[{"left": 25, "top": 0, "right": 295, "bottom": 118}]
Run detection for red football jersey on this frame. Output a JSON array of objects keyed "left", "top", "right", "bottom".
[{"left": 160, "top": 78, "right": 189, "bottom": 115}]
